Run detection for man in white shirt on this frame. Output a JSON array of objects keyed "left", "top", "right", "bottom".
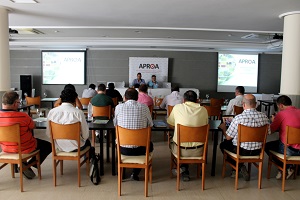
[
  {"left": 82, "top": 84, "right": 97, "bottom": 98},
  {"left": 160, "top": 85, "right": 183, "bottom": 114},
  {"left": 225, "top": 86, "right": 245, "bottom": 115},
  {"left": 46, "top": 89, "right": 90, "bottom": 152}
]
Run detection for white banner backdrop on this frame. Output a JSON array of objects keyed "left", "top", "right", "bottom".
[{"left": 129, "top": 57, "right": 168, "bottom": 87}]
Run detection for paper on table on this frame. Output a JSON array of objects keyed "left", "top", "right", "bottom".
[
  {"left": 93, "top": 119, "right": 109, "bottom": 124},
  {"left": 153, "top": 120, "right": 167, "bottom": 127},
  {"left": 33, "top": 117, "right": 47, "bottom": 122}
]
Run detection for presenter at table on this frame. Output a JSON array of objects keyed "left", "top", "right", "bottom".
[
  {"left": 132, "top": 72, "right": 145, "bottom": 88},
  {"left": 148, "top": 75, "right": 159, "bottom": 89}
]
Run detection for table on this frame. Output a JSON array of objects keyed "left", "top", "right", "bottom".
[
  {"left": 41, "top": 98, "right": 59, "bottom": 108},
  {"left": 257, "top": 100, "right": 276, "bottom": 118},
  {"left": 18, "top": 104, "right": 34, "bottom": 115},
  {"left": 35, "top": 119, "right": 222, "bottom": 177}
]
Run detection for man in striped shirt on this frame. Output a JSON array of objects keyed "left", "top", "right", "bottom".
[
  {"left": 0, "top": 91, "right": 51, "bottom": 179},
  {"left": 114, "top": 88, "right": 153, "bottom": 181}
]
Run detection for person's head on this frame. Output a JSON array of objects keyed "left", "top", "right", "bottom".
[
  {"left": 89, "top": 84, "right": 96, "bottom": 90},
  {"left": 2, "top": 91, "right": 20, "bottom": 110},
  {"left": 124, "top": 88, "right": 138, "bottom": 101},
  {"left": 171, "top": 85, "right": 179, "bottom": 92},
  {"left": 108, "top": 82, "right": 115, "bottom": 90},
  {"left": 139, "top": 84, "right": 148, "bottom": 93},
  {"left": 137, "top": 72, "right": 142, "bottom": 80},
  {"left": 64, "top": 84, "right": 76, "bottom": 91},
  {"left": 183, "top": 90, "right": 197, "bottom": 103},
  {"left": 97, "top": 84, "right": 106, "bottom": 92},
  {"left": 151, "top": 75, "right": 156, "bottom": 82},
  {"left": 242, "top": 94, "right": 256, "bottom": 109},
  {"left": 276, "top": 95, "right": 292, "bottom": 111},
  {"left": 134, "top": 83, "right": 140, "bottom": 89},
  {"left": 60, "top": 89, "right": 78, "bottom": 105},
  {"left": 235, "top": 86, "right": 245, "bottom": 96}
]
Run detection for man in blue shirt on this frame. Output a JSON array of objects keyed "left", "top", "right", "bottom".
[
  {"left": 132, "top": 72, "right": 145, "bottom": 88},
  {"left": 148, "top": 75, "right": 159, "bottom": 89}
]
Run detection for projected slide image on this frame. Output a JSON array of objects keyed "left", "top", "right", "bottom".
[{"left": 218, "top": 54, "right": 236, "bottom": 85}]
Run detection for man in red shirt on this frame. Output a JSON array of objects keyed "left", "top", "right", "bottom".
[
  {"left": 265, "top": 95, "right": 300, "bottom": 179},
  {"left": 0, "top": 91, "right": 51, "bottom": 179}
]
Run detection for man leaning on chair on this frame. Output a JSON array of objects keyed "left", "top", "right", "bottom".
[
  {"left": 219, "top": 94, "right": 270, "bottom": 181},
  {"left": 0, "top": 91, "right": 52, "bottom": 179}
]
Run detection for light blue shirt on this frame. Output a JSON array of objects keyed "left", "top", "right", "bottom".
[{"left": 148, "top": 81, "right": 158, "bottom": 89}]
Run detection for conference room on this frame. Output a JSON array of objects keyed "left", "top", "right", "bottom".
[{"left": 1, "top": 1, "right": 300, "bottom": 199}]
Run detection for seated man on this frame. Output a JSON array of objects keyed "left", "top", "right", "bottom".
[
  {"left": 0, "top": 91, "right": 52, "bottom": 179},
  {"left": 160, "top": 85, "right": 183, "bottom": 115},
  {"left": 91, "top": 83, "right": 115, "bottom": 115},
  {"left": 82, "top": 83, "right": 97, "bottom": 98},
  {"left": 167, "top": 90, "right": 208, "bottom": 181},
  {"left": 114, "top": 88, "right": 153, "bottom": 181},
  {"left": 225, "top": 86, "right": 244, "bottom": 115},
  {"left": 46, "top": 89, "right": 91, "bottom": 152},
  {"left": 54, "top": 84, "right": 83, "bottom": 109},
  {"left": 265, "top": 95, "right": 300, "bottom": 179},
  {"left": 131, "top": 72, "right": 145, "bottom": 88},
  {"left": 219, "top": 94, "right": 270, "bottom": 181},
  {"left": 137, "top": 84, "right": 153, "bottom": 106},
  {"left": 106, "top": 82, "right": 123, "bottom": 102},
  {"left": 148, "top": 75, "right": 159, "bottom": 89}
]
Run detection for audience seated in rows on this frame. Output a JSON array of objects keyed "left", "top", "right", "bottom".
[
  {"left": 54, "top": 84, "right": 83, "bottom": 109},
  {"left": 225, "top": 86, "right": 244, "bottom": 115},
  {"left": 137, "top": 84, "right": 153, "bottom": 107},
  {"left": 160, "top": 85, "right": 183, "bottom": 115},
  {"left": 106, "top": 82, "right": 123, "bottom": 102},
  {"left": 82, "top": 84, "right": 97, "bottom": 98}
]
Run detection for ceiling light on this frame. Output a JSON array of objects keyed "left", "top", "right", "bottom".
[{"left": 10, "top": 0, "right": 38, "bottom": 3}]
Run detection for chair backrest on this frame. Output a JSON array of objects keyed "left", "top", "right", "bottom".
[
  {"left": 210, "top": 98, "right": 224, "bottom": 106},
  {"left": 153, "top": 97, "right": 163, "bottom": 107},
  {"left": 112, "top": 97, "right": 118, "bottom": 107},
  {"left": 203, "top": 105, "right": 221, "bottom": 120},
  {"left": 233, "top": 105, "right": 243, "bottom": 115},
  {"left": 286, "top": 126, "right": 300, "bottom": 145},
  {"left": 237, "top": 124, "right": 268, "bottom": 157},
  {"left": 0, "top": 124, "right": 22, "bottom": 157},
  {"left": 167, "top": 105, "right": 174, "bottom": 116},
  {"left": 116, "top": 126, "right": 151, "bottom": 147},
  {"left": 79, "top": 97, "right": 91, "bottom": 106},
  {"left": 49, "top": 121, "right": 81, "bottom": 155},
  {"left": 92, "top": 105, "right": 111, "bottom": 119},
  {"left": 26, "top": 96, "right": 41, "bottom": 107},
  {"left": 176, "top": 124, "right": 209, "bottom": 159}
]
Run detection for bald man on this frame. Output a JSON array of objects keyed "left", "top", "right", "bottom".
[{"left": 219, "top": 94, "right": 270, "bottom": 181}]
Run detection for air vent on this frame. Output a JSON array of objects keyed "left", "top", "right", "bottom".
[
  {"left": 17, "top": 28, "right": 44, "bottom": 35},
  {"left": 241, "top": 33, "right": 259, "bottom": 39}
]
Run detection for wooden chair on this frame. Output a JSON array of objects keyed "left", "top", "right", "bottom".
[
  {"left": 0, "top": 124, "right": 41, "bottom": 192},
  {"left": 79, "top": 97, "right": 91, "bottom": 107},
  {"left": 112, "top": 97, "right": 118, "bottom": 107},
  {"left": 49, "top": 121, "right": 90, "bottom": 187},
  {"left": 210, "top": 98, "right": 224, "bottom": 106},
  {"left": 92, "top": 105, "right": 112, "bottom": 147},
  {"left": 25, "top": 96, "right": 41, "bottom": 116},
  {"left": 203, "top": 105, "right": 221, "bottom": 120},
  {"left": 167, "top": 105, "right": 174, "bottom": 117},
  {"left": 222, "top": 124, "right": 268, "bottom": 190},
  {"left": 233, "top": 105, "right": 243, "bottom": 115},
  {"left": 116, "top": 126, "right": 152, "bottom": 197},
  {"left": 267, "top": 126, "right": 300, "bottom": 191},
  {"left": 153, "top": 97, "right": 165, "bottom": 119},
  {"left": 148, "top": 105, "right": 153, "bottom": 116},
  {"left": 170, "top": 124, "right": 209, "bottom": 191}
]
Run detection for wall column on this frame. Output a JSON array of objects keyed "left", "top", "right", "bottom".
[
  {"left": 0, "top": 6, "right": 10, "bottom": 107},
  {"left": 279, "top": 11, "right": 300, "bottom": 107}
]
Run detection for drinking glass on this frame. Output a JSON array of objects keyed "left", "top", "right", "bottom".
[
  {"left": 206, "top": 94, "right": 210, "bottom": 100},
  {"left": 36, "top": 109, "right": 40, "bottom": 117},
  {"left": 43, "top": 91, "right": 47, "bottom": 98},
  {"left": 224, "top": 99, "right": 229, "bottom": 105}
]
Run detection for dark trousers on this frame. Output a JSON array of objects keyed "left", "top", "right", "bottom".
[
  {"left": 220, "top": 139, "right": 261, "bottom": 168},
  {"left": 120, "top": 142, "right": 154, "bottom": 175},
  {"left": 28, "top": 138, "right": 52, "bottom": 168}
]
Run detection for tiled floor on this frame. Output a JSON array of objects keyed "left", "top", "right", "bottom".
[{"left": 1, "top": 128, "right": 300, "bottom": 199}]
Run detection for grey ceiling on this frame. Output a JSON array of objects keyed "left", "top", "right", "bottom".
[{"left": 2, "top": 0, "right": 299, "bottom": 52}]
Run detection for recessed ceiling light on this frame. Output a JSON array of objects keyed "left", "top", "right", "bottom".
[
  {"left": 10, "top": 0, "right": 38, "bottom": 3},
  {"left": 54, "top": 30, "right": 59, "bottom": 33}
]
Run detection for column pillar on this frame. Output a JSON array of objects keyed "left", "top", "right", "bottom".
[
  {"left": 0, "top": 6, "right": 10, "bottom": 107},
  {"left": 279, "top": 11, "right": 300, "bottom": 107}
]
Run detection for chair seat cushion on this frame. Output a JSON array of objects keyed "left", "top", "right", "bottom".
[
  {"left": 171, "top": 148, "right": 203, "bottom": 160},
  {"left": 270, "top": 150, "right": 300, "bottom": 161},
  {"left": 121, "top": 152, "right": 153, "bottom": 164},
  {"left": 224, "top": 149, "right": 260, "bottom": 159},
  {"left": 56, "top": 146, "right": 90, "bottom": 157},
  {"left": 0, "top": 150, "right": 39, "bottom": 160}
]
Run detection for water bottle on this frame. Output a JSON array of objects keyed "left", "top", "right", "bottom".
[{"left": 87, "top": 103, "right": 93, "bottom": 121}]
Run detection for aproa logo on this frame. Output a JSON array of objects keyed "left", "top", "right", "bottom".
[
  {"left": 139, "top": 64, "right": 159, "bottom": 69},
  {"left": 239, "top": 59, "right": 255, "bottom": 64}
]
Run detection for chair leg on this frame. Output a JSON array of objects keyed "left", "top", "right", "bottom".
[
  {"left": 78, "top": 160, "right": 81, "bottom": 187},
  {"left": 37, "top": 153, "right": 42, "bottom": 180},
  {"left": 118, "top": 167, "right": 122, "bottom": 196},
  {"left": 202, "top": 163, "right": 205, "bottom": 190},
  {"left": 53, "top": 159, "right": 57, "bottom": 186},
  {"left": 60, "top": 160, "right": 63, "bottom": 175},
  {"left": 19, "top": 163, "right": 24, "bottom": 192},
  {"left": 235, "top": 163, "right": 239, "bottom": 190},
  {"left": 258, "top": 162, "right": 263, "bottom": 189},
  {"left": 176, "top": 162, "right": 180, "bottom": 191},
  {"left": 248, "top": 163, "right": 252, "bottom": 180},
  {"left": 145, "top": 167, "right": 149, "bottom": 197},
  {"left": 282, "top": 164, "right": 286, "bottom": 192},
  {"left": 10, "top": 164, "right": 15, "bottom": 178},
  {"left": 170, "top": 154, "right": 174, "bottom": 178}
]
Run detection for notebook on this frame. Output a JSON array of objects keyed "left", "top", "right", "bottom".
[
  {"left": 153, "top": 120, "right": 167, "bottom": 128},
  {"left": 93, "top": 120, "right": 109, "bottom": 124}
]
